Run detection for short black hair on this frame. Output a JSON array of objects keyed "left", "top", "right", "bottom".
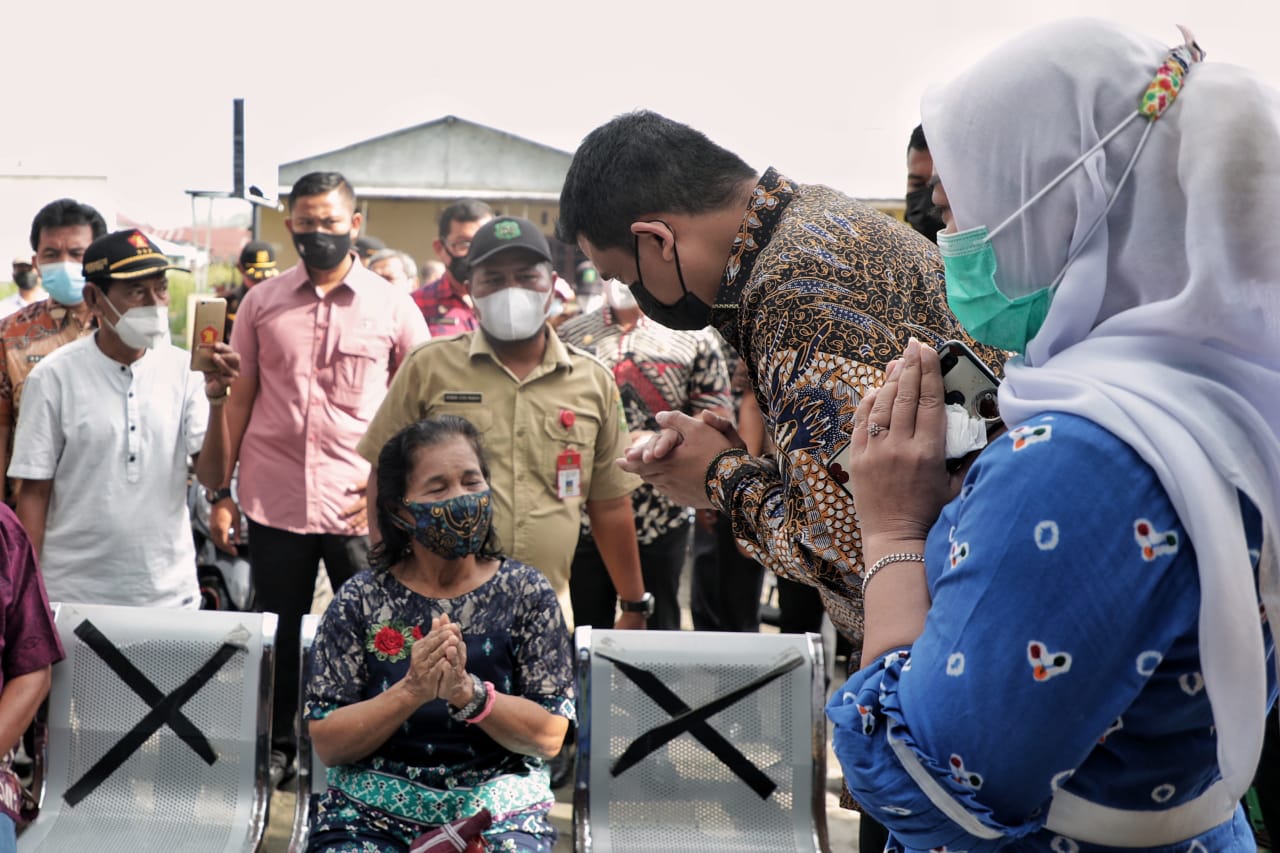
[
  {"left": 909, "top": 124, "right": 929, "bottom": 154},
  {"left": 286, "top": 171, "right": 356, "bottom": 211},
  {"left": 369, "top": 415, "right": 504, "bottom": 570},
  {"left": 438, "top": 199, "right": 493, "bottom": 240},
  {"left": 556, "top": 110, "right": 756, "bottom": 251},
  {"left": 29, "top": 199, "right": 107, "bottom": 251}
]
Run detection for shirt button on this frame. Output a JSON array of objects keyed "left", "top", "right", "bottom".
[
  {"left": 129, "top": 455, "right": 136, "bottom": 462},
  {"left": 130, "top": 425, "right": 135, "bottom": 432}
]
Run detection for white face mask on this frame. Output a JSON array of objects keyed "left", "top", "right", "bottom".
[
  {"left": 603, "top": 277, "right": 638, "bottom": 311},
  {"left": 103, "top": 300, "right": 170, "bottom": 350},
  {"left": 473, "top": 287, "right": 550, "bottom": 341}
]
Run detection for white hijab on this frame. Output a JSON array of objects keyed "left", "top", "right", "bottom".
[{"left": 924, "top": 19, "right": 1280, "bottom": 810}]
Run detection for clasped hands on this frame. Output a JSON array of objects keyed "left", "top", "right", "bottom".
[
  {"left": 401, "top": 614, "right": 475, "bottom": 708},
  {"left": 848, "top": 338, "right": 965, "bottom": 548},
  {"left": 616, "top": 411, "right": 744, "bottom": 508}
]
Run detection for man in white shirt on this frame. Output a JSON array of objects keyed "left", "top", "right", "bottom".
[
  {"left": 0, "top": 257, "right": 46, "bottom": 319},
  {"left": 9, "top": 229, "right": 239, "bottom": 607}
]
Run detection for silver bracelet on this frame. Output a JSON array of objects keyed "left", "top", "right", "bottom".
[{"left": 862, "top": 552, "right": 926, "bottom": 595}]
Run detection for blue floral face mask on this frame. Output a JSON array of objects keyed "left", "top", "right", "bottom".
[
  {"left": 391, "top": 490, "right": 493, "bottom": 560},
  {"left": 938, "top": 37, "right": 1204, "bottom": 353}
]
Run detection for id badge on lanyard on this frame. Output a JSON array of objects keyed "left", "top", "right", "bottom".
[{"left": 556, "top": 448, "right": 582, "bottom": 500}]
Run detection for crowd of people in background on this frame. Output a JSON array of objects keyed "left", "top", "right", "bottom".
[{"left": 0, "top": 18, "right": 1277, "bottom": 853}]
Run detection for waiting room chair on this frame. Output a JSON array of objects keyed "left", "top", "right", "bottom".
[
  {"left": 289, "top": 613, "right": 327, "bottom": 853},
  {"left": 574, "top": 627, "right": 828, "bottom": 852},
  {"left": 20, "top": 603, "right": 276, "bottom": 852}
]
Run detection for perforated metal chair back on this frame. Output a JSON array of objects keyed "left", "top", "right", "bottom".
[
  {"left": 289, "top": 613, "right": 328, "bottom": 853},
  {"left": 574, "top": 628, "right": 828, "bottom": 853},
  {"left": 19, "top": 603, "right": 276, "bottom": 853}
]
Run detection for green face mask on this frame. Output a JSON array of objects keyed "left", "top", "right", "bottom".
[{"left": 938, "top": 227, "right": 1053, "bottom": 353}]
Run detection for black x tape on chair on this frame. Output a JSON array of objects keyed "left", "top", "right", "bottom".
[
  {"left": 289, "top": 613, "right": 327, "bottom": 853},
  {"left": 20, "top": 602, "right": 276, "bottom": 852},
  {"left": 573, "top": 627, "right": 828, "bottom": 852}
]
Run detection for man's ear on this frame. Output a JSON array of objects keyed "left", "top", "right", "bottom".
[
  {"left": 284, "top": 217, "right": 295, "bottom": 236},
  {"left": 350, "top": 212, "right": 362, "bottom": 241},
  {"left": 433, "top": 238, "right": 448, "bottom": 261},
  {"left": 629, "top": 221, "right": 677, "bottom": 262}
]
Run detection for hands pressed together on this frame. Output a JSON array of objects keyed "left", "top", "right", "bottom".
[
  {"left": 616, "top": 410, "right": 747, "bottom": 508},
  {"left": 402, "top": 614, "right": 474, "bottom": 708},
  {"left": 847, "top": 337, "right": 963, "bottom": 552}
]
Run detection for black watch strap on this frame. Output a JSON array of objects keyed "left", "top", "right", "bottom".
[
  {"left": 619, "top": 591, "right": 655, "bottom": 617},
  {"left": 206, "top": 487, "right": 234, "bottom": 503}
]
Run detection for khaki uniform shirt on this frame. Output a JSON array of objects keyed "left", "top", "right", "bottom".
[{"left": 358, "top": 328, "right": 640, "bottom": 594}]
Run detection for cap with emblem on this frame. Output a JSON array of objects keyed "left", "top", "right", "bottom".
[
  {"left": 238, "top": 240, "right": 278, "bottom": 281},
  {"left": 82, "top": 230, "right": 187, "bottom": 284},
  {"left": 466, "top": 216, "right": 552, "bottom": 268}
]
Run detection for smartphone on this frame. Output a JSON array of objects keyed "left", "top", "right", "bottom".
[
  {"left": 190, "top": 298, "right": 227, "bottom": 372},
  {"left": 939, "top": 339, "right": 1002, "bottom": 423}
]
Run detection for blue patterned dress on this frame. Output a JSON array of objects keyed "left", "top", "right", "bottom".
[
  {"left": 305, "top": 559, "right": 575, "bottom": 853},
  {"left": 827, "top": 413, "right": 1276, "bottom": 852}
]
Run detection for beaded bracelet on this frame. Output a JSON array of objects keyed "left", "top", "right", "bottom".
[
  {"left": 862, "top": 552, "right": 926, "bottom": 595},
  {"left": 465, "top": 681, "right": 497, "bottom": 725}
]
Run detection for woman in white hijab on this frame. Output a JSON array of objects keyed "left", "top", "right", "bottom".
[{"left": 827, "top": 18, "right": 1280, "bottom": 852}]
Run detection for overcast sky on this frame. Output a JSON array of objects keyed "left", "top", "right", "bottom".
[{"left": 1, "top": 0, "right": 1273, "bottom": 228}]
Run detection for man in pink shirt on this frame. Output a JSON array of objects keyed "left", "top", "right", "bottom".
[{"left": 211, "top": 171, "right": 429, "bottom": 786}]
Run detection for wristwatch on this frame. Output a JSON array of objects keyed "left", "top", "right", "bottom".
[
  {"left": 448, "top": 673, "right": 487, "bottom": 722},
  {"left": 619, "top": 592, "right": 655, "bottom": 618},
  {"left": 205, "top": 487, "right": 234, "bottom": 504}
]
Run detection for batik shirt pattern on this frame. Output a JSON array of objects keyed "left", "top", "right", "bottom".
[
  {"left": 305, "top": 560, "right": 574, "bottom": 847},
  {"left": 559, "top": 308, "right": 732, "bottom": 544},
  {"left": 705, "top": 168, "right": 1001, "bottom": 646},
  {"left": 827, "top": 413, "right": 1276, "bottom": 852}
]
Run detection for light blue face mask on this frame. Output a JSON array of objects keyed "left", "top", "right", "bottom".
[
  {"left": 937, "top": 36, "right": 1204, "bottom": 352},
  {"left": 38, "top": 261, "right": 86, "bottom": 306}
]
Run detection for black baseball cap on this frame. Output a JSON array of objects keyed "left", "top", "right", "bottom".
[
  {"left": 354, "top": 235, "right": 385, "bottom": 260},
  {"left": 238, "top": 240, "right": 278, "bottom": 281},
  {"left": 466, "top": 217, "right": 552, "bottom": 268},
  {"left": 82, "top": 229, "right": 187, "bottom": 283}
]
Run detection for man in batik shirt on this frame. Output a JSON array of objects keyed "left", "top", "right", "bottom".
[
  {"left": 558, "top": 110, "right": 1001, "bottom": 652},
  {"left": 558, "top": 277, "right": 732, "bottom": 629}
]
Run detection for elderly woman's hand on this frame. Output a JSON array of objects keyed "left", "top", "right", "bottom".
[
  {"left": 402, "top": 615, "right": 464, "bottom": 704},
  {"left": 849, "top": 338, "right": 958, "bottom": 549}
]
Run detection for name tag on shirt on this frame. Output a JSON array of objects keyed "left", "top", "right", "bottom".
[
  {"left": 443, "top": 392, "right": 482, "bottom": 404},
  {"left": 556, "top": 448, "right": 582, "bottom": 500}
]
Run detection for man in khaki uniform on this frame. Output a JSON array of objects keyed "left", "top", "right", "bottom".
[{"left": 359, "top": 216, "right": 650, "bottom": 629}]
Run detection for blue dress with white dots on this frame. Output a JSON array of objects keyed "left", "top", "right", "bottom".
[{"left": 828, "top": 413, "right": 1276, "bottom": 852}]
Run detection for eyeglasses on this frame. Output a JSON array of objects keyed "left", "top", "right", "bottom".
[{"left": 443, "top": 240, "right": 472, "bottom": 256}]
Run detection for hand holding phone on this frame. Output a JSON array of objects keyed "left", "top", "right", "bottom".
[
  {"left": 938, "top": 340, "right": 1002, "bottom": 470},
  {"left": 190, "top": 298, "right": 227, "bottom": 372}
]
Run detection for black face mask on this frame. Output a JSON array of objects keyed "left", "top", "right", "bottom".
[
  {"left": 904, "top": 187, "right": 945, "bottom": 244},
  {"left": 13, "top": 269, "right": 38, "bottom": 292},
  {"left": 630, "top": 226, "right": 711, "bottom": 331},
  {"left": 292, "top": 231, "right": 352, "bottom": 271},
  {"left": 443, "top": 247, "right": 470, "bottom": 286}
]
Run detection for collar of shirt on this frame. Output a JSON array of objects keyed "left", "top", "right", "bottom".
[
  {"left": 603, "top": 306, "right": 649, "bottom": 330},
  {"left": 467, "top": 325, "right": 574, "bottom": 382},
  {"left": 709, "top": 167, "right": 797, "bottom": 353},
  {"left": 287, "top": 252, "right": 381, "bottom": 297}
]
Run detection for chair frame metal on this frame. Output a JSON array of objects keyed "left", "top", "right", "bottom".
[{"left": 289, "top": 613, "right": 324, "bottom": 853}]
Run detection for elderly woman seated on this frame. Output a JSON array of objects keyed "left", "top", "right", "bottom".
[{"left": 304, "top": 414, "right": 574, "bottom": 853}]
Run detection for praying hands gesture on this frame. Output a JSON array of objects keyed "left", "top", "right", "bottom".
[
  {"left": 616, "top": 410, "right": 747, "bottom": 508},
  {"left": 402, "top": 615, "right": 470, "bottom": 706}
]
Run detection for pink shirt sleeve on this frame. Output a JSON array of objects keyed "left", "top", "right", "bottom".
[
  {"left": 388, "top": 289, "right": 430, "bottom": 377},
  {"left": 229, "top": 287, "right": 260, "bottom": 383}
]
